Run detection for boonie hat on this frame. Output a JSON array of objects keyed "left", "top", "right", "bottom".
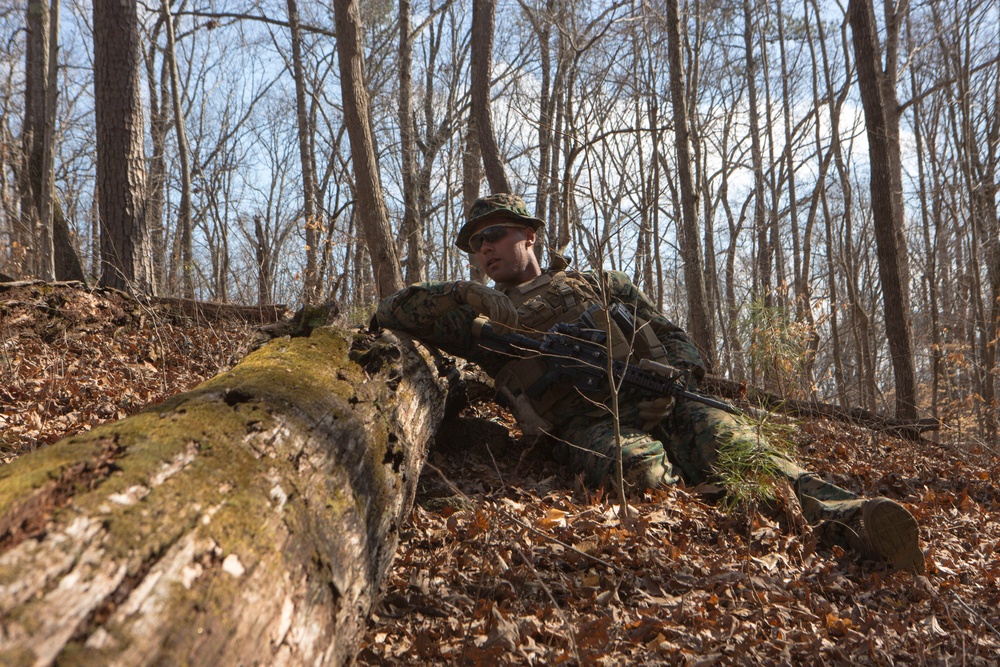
[{"left": 455, "top": 193, "right": 544, "bottom": 252}]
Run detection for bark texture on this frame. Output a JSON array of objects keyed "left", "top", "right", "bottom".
[
  {"left": 332, "top": 0, "right": 404, "bottom": 298},
  {"left": 0, "top": 326, "right": 446, "bottom": 665},
  {"left": 470, "top": 0, "right": 511, "bottom": 194},
  {"left": 93, "top": 0, "right": 154, "bottom": 294},
  {"left": 848, "top": 0, "right": 916, "bottom": 419},
  {"left": 665, "top": 0, "right": 714, "bottom": 367}
]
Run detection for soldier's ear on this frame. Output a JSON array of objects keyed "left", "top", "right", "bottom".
[{"left": 523, "top": 227, "right": 536, "bottom": 247}]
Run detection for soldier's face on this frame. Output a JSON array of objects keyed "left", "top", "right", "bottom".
[{"left": 472, "top": 218, "right": 539, "bottom": 285}]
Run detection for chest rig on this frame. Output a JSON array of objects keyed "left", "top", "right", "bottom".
[{"left": 494, "top": 270, "right": 669, "bottom": 427}]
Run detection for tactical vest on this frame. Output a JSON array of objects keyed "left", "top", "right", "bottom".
[{"left": 494, "top": 270, "right": 669, "bottom": 426}]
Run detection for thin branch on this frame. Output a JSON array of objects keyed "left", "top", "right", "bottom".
[{"left": 170, "top": 9, "right": 337, "bottom": 38}]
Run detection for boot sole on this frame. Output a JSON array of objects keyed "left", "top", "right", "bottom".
[{"left": 863, "top": 498, "right": 925, "bottom": 573}]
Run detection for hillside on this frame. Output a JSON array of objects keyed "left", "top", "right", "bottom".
[{"left": 1, "top": 281, "right": 998, "bottom": 665}]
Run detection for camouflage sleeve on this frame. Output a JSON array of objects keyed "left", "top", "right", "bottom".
[
  {"left": 603, "top": 271, "right": 707, "bottom": 378},
  {"left": 374, "top": 281, "right": 482, "bottom": 359}
]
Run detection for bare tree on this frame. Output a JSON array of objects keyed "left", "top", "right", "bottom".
[
  {"left": 18, "top": 0, "right": 82, "bottom": 282},
  {"left": 742, "top": 0, "right": 771, "bottom": 308}
]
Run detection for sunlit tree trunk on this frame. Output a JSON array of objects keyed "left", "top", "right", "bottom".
[
  {"left": 665, "top": 0, "right": 714, "bottom": 366},
  {"left": 332, "top": 0, "right": 403, "bottom": 298},
  {"left": 143, "top": 23, "right": 169, "bottom": 293},
  {"left": 471, "top": 0, "right": 511, "bottom": 194},
  {"left": 398, "top": 0, "right": 423, "bottom": 284},
  {"left": 94, "top": 0, "right": 155, "bottom": 294},
  {"left": 287, "top": 0, "right": 320, "bottom": 302},
  {"left": 848, "top": 0, "right": 917, "bottom": 420},
  {"left": 162, "top": 0, "right": 192, "bottom": 299}
]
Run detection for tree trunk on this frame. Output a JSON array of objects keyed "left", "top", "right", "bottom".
[
  {"left": 162, "top": 0, "right": 193, "bottom": 299},
  {"left": 470, "top": 0, "right": 511, "bottom": 194},
  {"left": 665, "top": 0, "right": 714, "bottom": 368},
  {"left": 742, "top": 0, "right": 770, "bottom": 308},
  {"left": 287, "top": 0, "right": 320, "bottom": 302},
  {"left": 36, "top": 0, "right": 59, "bottom": 281},
  {"left": 398, "top": 0, "right": 422, "bottom": 284},
  {"left": 52, "top": 199, "right": 85, "bottom": 281},
  {"left": 254, "top": 214, "right": 273, "bottom": 306},
  {"left": 0, "top": 326, "right": 445, "bottom": 665},
  {"left": 332, "top": 0, "right": 404, "bottom": 299},
  {"left": 848, "top": 0, "right": 917, "bottom": 420},
  {"left": 462, "top": 114, "right": 485, "bottom": 284},
  {"left": 21, "top": 0, "right": 80, "bottom": 282},
  {"left": 94, "top": 0, "right": 155, "bottom": 294},
  {"left": 19, "top": 0, "right": 48, "bottom": 278},
  {"left": 143, "top": 23, "right": 170, "bottom": 294}
]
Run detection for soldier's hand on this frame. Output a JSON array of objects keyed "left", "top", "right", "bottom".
[
  {"left": 638, "top": 358, "right": 684, "bottom": 380},
  {"left": 637, "top": 396, "right": 675, "bottom": 431},
  {"left": 453, "top": 281, "right": 519, "bottom": 333}
]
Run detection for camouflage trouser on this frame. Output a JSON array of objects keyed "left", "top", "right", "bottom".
[{"left": 552, "top": 398, "right": 866, "bottom": 527}]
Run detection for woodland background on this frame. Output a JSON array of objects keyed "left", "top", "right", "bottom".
[
  {"left": 1, "top": 0, "right": 999, "bottom": 442},
  {"left": 2, "top": 1, "right": 1000, "bottom": 663}
]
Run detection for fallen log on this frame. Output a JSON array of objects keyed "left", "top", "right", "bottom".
[
  {"left": 0, "top": 326, "right": 446, "bottom": 666},
  {"left": 147, "top": 295, "right": 289, "bottom": 324},
  {"left": 703, "top": 376, "right": 941, "bottom": 441}
]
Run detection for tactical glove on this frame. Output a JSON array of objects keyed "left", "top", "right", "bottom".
[
  {"left": 452, "top": 281, "right": 519, "bottom": 333},
  {"left": 637, "top": 396, "right": 676, "bottom": 431},
  {"left": 499, "top": 386, "right": 553, "bottom": 445}
]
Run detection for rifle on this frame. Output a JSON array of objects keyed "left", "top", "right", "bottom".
[{"left": 471, "top": 315, "right": 740, "bottom": 415}]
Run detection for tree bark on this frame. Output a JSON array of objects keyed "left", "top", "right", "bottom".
[
  {"left": 20, "top": 0, "right": 81, "bottom": 282},
  {"left": 742, "top": 0, "right": 770, "bottom": 308},
  {"left": 19, "top": 0, "right": 48, "bottom": 278},
  {"left": 94, "top": 0, "right": 155, "bottom": 294},
  {"left": 143, "top": 22, "right": 170, "bottom": 294},
  {"left": 287, "top": 0, "right": 320, "bottom": 303},
  {"left": 848, "top": 0, "right": 917, "bottom": 420},
  {"left": 162, "top": 0, "right": 193, "bottom": 299},
  {"left": 462, "top": 114, "right": 486, "bottom": 284},
  {"left": 332, "top": 0, "right": 404, "bottom": 298},
  {"left": 470, "top": 0, "right": 511, "bottom": 194},
  {"left": 665, "top": 0, "right": 714, "bottom": 368},
  {"left": 0, "top": 326, "right": 445, "bottom": 665}
]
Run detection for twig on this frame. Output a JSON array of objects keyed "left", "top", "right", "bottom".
[{"left": 951, "top": 591, "right": 1000, "bottom": 640}]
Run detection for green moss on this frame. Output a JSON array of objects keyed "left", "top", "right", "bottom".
[
  {"left": 0, "top": 647, "right": 38, "bottom": 666},
  {"left": 0, "top": 436, "right": 118, "bottom": 514}
]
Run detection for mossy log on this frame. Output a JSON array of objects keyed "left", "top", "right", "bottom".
[{"left": 0, "top": 327, "right": 446, "bottom": 666}]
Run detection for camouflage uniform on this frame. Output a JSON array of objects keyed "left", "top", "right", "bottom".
[
  {"left": 379, "top": 271, "right": 844, "bottom": 497},
  {"left": 375, "top": 194, "right": 923, "bottom": 572}
]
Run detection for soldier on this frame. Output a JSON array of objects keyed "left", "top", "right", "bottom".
[{"left": 375, "top": 193, "right": 924, "bottom": 573}]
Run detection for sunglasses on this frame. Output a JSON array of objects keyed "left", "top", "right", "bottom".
[{"left": 468, "top": 224, "right": 525, "bottom": 253}]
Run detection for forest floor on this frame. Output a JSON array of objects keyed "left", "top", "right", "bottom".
[{"left": 2, "top": 281, "right": 999, "bottom": 665}]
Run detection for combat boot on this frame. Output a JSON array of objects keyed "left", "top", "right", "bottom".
[
  {"left": 808, "top": 496, "right": 925, "bottom": 573},
  {"left": 851, "top": 497, "right": 925, "bottom": 573}
]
